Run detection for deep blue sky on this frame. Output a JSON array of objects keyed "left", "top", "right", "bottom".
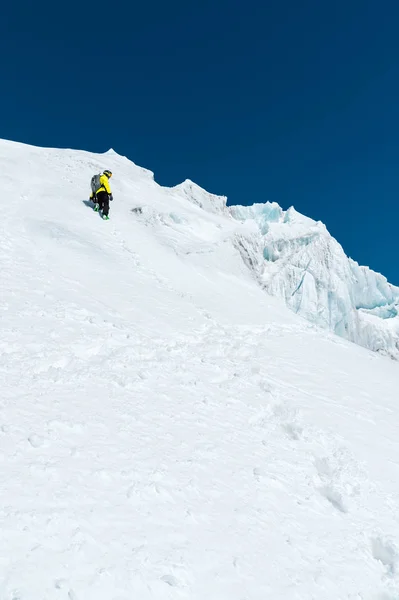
[{"left": 2, "top": 0, "right": 399, "bottom": 282}]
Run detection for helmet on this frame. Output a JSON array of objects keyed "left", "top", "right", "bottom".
[{"left": 103, "top": 170, "right": 113, "bottom": 178}]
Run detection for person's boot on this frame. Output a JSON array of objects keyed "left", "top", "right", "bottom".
[
  {"left": 102, "top": 214, "right": 109, "bottom": 220},
  {"left": 93, "top": 204, "right": 99, "bottom": 212}
]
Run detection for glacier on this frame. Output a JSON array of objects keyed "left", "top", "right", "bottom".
[
  {"left": 1, "top": 138, "right": 399, "bottom": 599},
  {"left": 169, "top": 176, "right": 399, "bottom": 358},
  {"left": 229, "top": 202, "right": 399, "bottom": 357}
]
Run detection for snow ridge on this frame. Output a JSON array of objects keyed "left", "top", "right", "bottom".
[{"left": 171, "top": 179, "right": 228, "bottom": 214}]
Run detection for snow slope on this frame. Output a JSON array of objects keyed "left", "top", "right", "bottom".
[{"left": 1, "top": 138, "right": 399, "bottom": 600}]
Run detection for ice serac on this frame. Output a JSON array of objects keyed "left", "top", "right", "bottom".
[{"left": 230, "top": 202, "right": 399, "bottom": 357}]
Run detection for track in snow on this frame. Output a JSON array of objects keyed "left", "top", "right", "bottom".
[{"left": 1, "top": 140, "right": 399, "bottom": 600}]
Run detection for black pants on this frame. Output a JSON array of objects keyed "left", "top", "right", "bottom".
[{"left": 96, "top": 191, "right": 110, "bottom": 216}]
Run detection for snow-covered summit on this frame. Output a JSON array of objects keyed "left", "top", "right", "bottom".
[
  {"left": 171, "top": 178, "right": 228, "bottom": 214},
  {"left": 2, "top": 139, "right": 399, "bottom": 599}
]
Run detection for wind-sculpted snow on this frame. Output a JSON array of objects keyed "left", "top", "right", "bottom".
[
  {"left": 171, "top": 179, "right": 228, "bottom": 214},
  {"left": 2, "top": 139, "right": 399, "bottom": 599},
  {"left": 230, "top": 202, "right": 399, "bottom": 357}
]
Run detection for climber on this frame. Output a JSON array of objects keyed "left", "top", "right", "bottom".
[{"left": 90, "top": 170, "right": 113, "bottom": 220}]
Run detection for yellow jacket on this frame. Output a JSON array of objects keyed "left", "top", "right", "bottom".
[{"left": 91, "top": 174, "right": 112, "bottom": 198}]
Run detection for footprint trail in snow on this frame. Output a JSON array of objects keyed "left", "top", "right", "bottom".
[{"left": 0, "top": 139, "right": 399, "bottom": 600}]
